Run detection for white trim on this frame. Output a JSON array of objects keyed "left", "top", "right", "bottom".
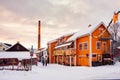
[
  {"left": 78, "top": 42, "right": 88, "bottom": 51},
  {"left": 74, "top": 40, "right": 77, "bottom": 66},
  {"left": 57, "top": 56, "right": 59, "bottom": 64},
  {"left": 89, "top": 34, "right": 92, "bottom": 67},
  {"left": 96, "top": 41, "right": 101, "bottom": 50},
  {"left": 83, "top": 42, "right": 88, "bottom": 50},
  {"left": 90, "top": 22, "right": 107, "bottom": 34}
]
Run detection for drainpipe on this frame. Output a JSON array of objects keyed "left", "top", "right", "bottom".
[{"left": 89, "top": 34, "right": 92, "bottom": 67}]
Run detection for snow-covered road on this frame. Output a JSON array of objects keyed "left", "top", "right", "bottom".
[{"left": 0, "top": 62, "right": 120, "bottom": 80}]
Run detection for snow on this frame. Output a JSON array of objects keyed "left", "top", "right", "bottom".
[
  {"left": 0, "top": 62, "right": 120, "bottom": 80},
  {"left": 67, "top": 22, "right": 106, "bottom": 42},
  {"left": 0, "top": 52, "right": 37, "bottom": 60},
  {"left": 47, "top": 33, "right": 74, "bottom": 44},
  {"left": 117, "top": 46, "right": 120, "bottom": 49},
  {"left": 55, "top": 42, "right": 72, "bottom": 48}
]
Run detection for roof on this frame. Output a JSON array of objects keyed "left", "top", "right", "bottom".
[
  {"left": 67, "top": 22, "right": 107, "bottom": 42},
  {"left": 39, "top": 47, "right": 47, "bottom": 52},
  {"left": 55, "top": 42, "right": 72, "bottom": 48},
  {"left": 6, "top": 42, "right": 29, "bottom": 51},
  {"left": 47, "top": 32, "right": 75, "bottom": 44},
  {"left": 0, "top": 52, "right": 37, "bottom": 60},
  {"left": 4, "top": 43, "right": 12, "bottom": 47},
  {"left": 47, "top": 39, "right": 57, "bottom": 44},
  {"left": 0, "top": 42, "right": 12, "bottom": 49}
]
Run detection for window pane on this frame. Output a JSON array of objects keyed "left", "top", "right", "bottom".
[
  {"left": 84, "top": 43, "right": 88, "bottom": 50},
  {"left": 79, "top": 44, "right": 82, "bottom": 50},
  {"left": 96, "top": 42, "right": 101, "bottom": 49}
]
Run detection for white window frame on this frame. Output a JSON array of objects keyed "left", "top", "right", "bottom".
[
  {"left": 96, "top": 41, "right": 101, "bottom": 50},
  {"left": 78, "top": 43, "right": 83, "bottom": 50},
  {"left": 83, "top": 42, "right": 88, "bottom": 50}
]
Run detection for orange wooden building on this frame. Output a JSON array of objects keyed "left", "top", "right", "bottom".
[{"left": 47, "top": 22, "right": 113, "bottom": 66}]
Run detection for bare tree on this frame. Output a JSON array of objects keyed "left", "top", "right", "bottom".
[{"left": 109, "top": 22, "right": 120, "bottom": 62}]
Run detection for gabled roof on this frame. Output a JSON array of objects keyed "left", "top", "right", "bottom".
[
  {"left": 6, "top": 42, "right": 29, "bottom": 51},
  {"left": 67, "top": 22, "right": 107, "bottom": 42}
]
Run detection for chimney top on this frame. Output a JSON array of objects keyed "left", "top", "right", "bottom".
[{"left": 88, "top": 24, "right": 91, "bottom": 27}]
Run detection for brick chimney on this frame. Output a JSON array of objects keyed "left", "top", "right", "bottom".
[{"left": 38, "top": 20, "right": 41, "bottom": 50}]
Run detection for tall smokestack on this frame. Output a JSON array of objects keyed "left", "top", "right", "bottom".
[{"left": 38, "top": 20, "right": 41, "bottom": 50}]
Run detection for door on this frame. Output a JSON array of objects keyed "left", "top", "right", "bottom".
[{"left": 102, "top": 42, "right": 107, "bottom": 53}]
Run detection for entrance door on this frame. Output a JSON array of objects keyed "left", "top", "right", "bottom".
[{"left": 102, "top": 42, "right": 107, "bottom": 53}]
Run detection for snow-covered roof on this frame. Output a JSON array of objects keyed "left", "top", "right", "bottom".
[
  {"left": 61, "top": 32, "right": 75, "bottom": 37},
  {"left": 0, "top": 52, "right": 37, "bottom": 60},
  {"left": 47, "top": 32, "right": 75, "bottom": 44},
  {"left": 117, "top": 46, "right": 120, "bottom": 49},
  {"left": 0, "top": 42, "right": 11, "bottom": 49},
  {"left": 55, "top": 42, "right": 72, "bottom": 48},
  {"left": 67, "top": 22, "right": 106, "bottom": 42},
  {"left": 40, "top": 47, "right": 47, "bottom": 52},
  {"left": 47, "top": 39, "right": 57, "bottom": 44}
]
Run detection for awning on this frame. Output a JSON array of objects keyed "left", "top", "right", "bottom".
[{"left": 55, "top": 42, "right": 72, "bottom": 48}]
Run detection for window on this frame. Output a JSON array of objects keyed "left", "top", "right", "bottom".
[
  {"left": 79, "top": 43, "right": 82, "bottom": 50},
  {"left": 92, "top": 54, "right": 97, "bottom": 57},
  {"left": 84, "top": 42, "right": 88, "bottom": 50},
  {"left": 96, "top": 41, "right": 101, "bottom": 49}
]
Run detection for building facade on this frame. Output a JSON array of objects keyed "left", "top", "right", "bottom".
[{"left": 48, "top": 22, "right": 112, "bottom": 66}]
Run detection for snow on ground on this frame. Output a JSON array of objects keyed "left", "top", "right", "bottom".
[{"left": 0, "top": 62, "right": 120, "bottom": 80}]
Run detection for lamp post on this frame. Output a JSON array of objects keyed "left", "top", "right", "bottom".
[{"left": 30, "top": 45, "right": 34, "bottom": 71}]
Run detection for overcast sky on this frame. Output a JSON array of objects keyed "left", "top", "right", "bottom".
[{"left": 0, "top": 0, "right": 120, "bottom": 48}]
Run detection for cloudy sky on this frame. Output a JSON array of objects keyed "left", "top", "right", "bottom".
[{"left": 0, "top": 0, "right": 120, "bottom": 49}]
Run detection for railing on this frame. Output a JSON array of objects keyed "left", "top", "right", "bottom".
[
  {"left": 65, "top": 48, "right": 75, "bottom": 55},
  {"left": 53, "top": 48, "right": 75, "bottom": 56}
]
